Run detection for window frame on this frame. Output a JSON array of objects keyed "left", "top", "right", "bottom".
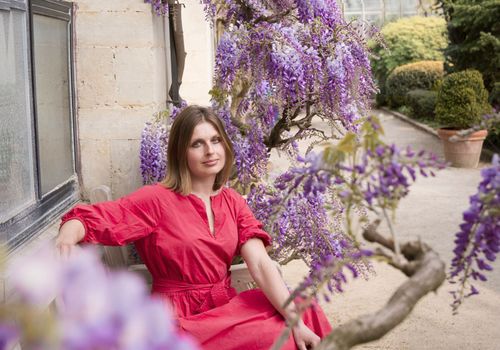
[{"left": 1, "top": 0, "right": 79, "bottom": 253}]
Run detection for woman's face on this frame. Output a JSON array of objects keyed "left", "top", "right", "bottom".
[{"left": 186, "top": 121, "right": 226, "bottom": 183}]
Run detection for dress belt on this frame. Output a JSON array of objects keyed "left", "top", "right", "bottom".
[{"left": 152, "top": 275, "right": 237, "bottom": 313}]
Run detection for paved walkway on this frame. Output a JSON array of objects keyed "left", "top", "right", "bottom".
[{"left": 277, "top": 109, "right": 500, "bottom": 349}]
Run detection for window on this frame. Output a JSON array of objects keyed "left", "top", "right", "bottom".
[{"left": 0, "top": 0, "right": 78, "bottom": 252}]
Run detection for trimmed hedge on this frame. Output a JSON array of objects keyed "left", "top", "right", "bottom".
[
  {"left": 435, "top": 70, "right": 492, "bottom": 129},
  {"left": 406, "top": 89, "right": 438, "bottom": 120},
  {"left": 370, "top": 16, "right": 447, "bottom": 105},
  {"left": 386, "top": 60, "right": 443, "bottom": 107}
]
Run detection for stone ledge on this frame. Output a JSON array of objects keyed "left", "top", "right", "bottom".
[
  {"left": 380, "top": 107, "right": 439, "bottom": 139},
  {"left": 380, "top": 107, "right": 496, "bottom": 162}
]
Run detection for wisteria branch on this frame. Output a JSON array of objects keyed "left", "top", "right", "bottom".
[{"left": 315, "top": 222, "right": 446, "bottom": 350}]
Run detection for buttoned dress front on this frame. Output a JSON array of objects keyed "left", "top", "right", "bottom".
[{"left": 61, "top": 184, "right": 332, "bottom": 349}]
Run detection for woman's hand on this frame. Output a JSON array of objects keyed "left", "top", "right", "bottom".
[
  {"left": 292, "top": 320, "right": 321, "bottom": 350},
  {"left": 55, "top": 219, "right": 85, "bottom": 259}
]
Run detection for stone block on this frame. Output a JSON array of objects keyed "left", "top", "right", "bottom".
[
  {"left": 76, "top": 11, "right": 156, "bottom": 48},
  {"left": 183, "top": 0, "right": 210, "bottom": 33},
  {"left": 152, "top": 46, "right": 168, "bottom": 103},
  {"left": 180, "top": 81, "right": 211, "bottom": 105},
  {"left": 79, "top": 139, "right": 111, "bottom": 198},
  {"left": 75, "top": 0, "right": 150, "bottom": 13},
  {"left": 185, "top": 29, "right": 213, "bottom": 53},
  {"left": 76, "top": 47, "right": 116, "bottom": 108},
  {"left": 78, "top": 107, "right": 154, "bottom": 140},
  {"left": 180, "top": 49, "right": 213, "bottom": 104},
  {"left": 110, "top": 139, "right": 142, "bottom": 198},
  {"left": 113, "top": 47, "right": 159, "bottom": 106}
]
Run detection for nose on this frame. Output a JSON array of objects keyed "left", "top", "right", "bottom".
[{"left": 205, "top": 143, "right": 215, "bottom": 155}]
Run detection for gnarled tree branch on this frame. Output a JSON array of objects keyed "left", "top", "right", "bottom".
[{"left": 315, "top": 221, "right": 446, "bottom": 350}]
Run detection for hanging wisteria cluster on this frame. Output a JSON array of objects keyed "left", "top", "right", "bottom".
[
  {"left": 449, "top": 154, "right": 500, "bottom": 313},
  {"left": 140, "top": 102, "right": 186, "bottom": 185},
  {"left": 142, "top": 1, "right": 377, "bottom": 193},
  {"left": 204, "top": 0, "right": 377, "bottom": 188},
  {"left": 1, "top": 247, "right": 196, "bottom": 350},
  {"left": 246, "top": 117, "right": 446, "bottom": 300},
  {"left": 140, "top": 119, "right": 168, "bottom": 185}
]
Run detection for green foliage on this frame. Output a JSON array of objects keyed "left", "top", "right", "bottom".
[
  {"left": 370, "top": 16, "right": 447, "bottom": 105},
  {"left": 440, "top": 0, "right": 500, "bottom": 91},
  {"left": 386, "top": 61, "right": 443, "bottom": 107},
  {"left": 435, "top": 70, "right": 492, "bottom": 129},
  {"left": 489, "top": 82, "right": 500, "bottom": 108},
  {"left": 406, "top": 89, "right": 438, "bottom": 120},
  {"left": 485, "top": 126, "right": 500, "bottom": 153}
]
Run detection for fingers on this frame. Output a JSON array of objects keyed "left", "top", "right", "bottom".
[
  {"left": 303, "top": 332, "right": 320, "bottom": 349},
  {"left": 297, "top": 342, "right": 307, "bottom": 350},
  {"left": 298, "top": 335, "right": 320, "bottom": 350},
  {"left": 56, "top": 242, "right": 77, "bottom": 260},
  {"left": 310, "top": 335, "right": 321, "bottom": 348}
]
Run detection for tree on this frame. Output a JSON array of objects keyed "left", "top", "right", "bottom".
[
  {"left": 142, "top": 1, "right": 500, "bottom": 349},
  {"left": 438, "top": 0, "right": 500, "bottom": 91}
]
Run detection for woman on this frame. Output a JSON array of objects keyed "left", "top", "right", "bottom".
[{"left": 56, "top": 105, "right": 332, "bottom": 350}]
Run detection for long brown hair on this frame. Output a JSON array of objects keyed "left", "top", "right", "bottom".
[{"left": 162, "top": 105, "right": 234, "bottom": 195}]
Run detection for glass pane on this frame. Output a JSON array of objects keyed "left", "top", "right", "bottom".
[
  {"left": 0, "top": 9, "right": 36, "bottom": 223},
  {"left": 33, "top": 14, "right": 74, "bottom": 195}
]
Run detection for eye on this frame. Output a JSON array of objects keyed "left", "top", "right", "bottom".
[
  {"left": 191, "top": 141, "right": 202, "bottom": 148},
  {"left": 212, "top": 137, "right": 222, "bottom": 144}
]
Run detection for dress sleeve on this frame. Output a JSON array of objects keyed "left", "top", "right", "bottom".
[
  {"left": 234, "top": 191, "right": 272, "bottom": 254},
  {"left": 60, "top": 186, "right": 160, "bottom": 246}
]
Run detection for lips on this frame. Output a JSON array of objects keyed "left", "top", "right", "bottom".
[{"left": 203, "top": 159, "right": 219, "bottom": 166}]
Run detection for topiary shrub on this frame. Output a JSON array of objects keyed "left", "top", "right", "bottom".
[
  {"left": 370, "top": 16, "right": 447, "bottom": 106},
  {"left": 435, "top": 70, "right": 492, "bottom": 129},
  {"left": 406, "top": 89, "right": 438, "bottom": 120},
  {"left": 386, "top": 61, "right": 443, "bottom": 107}
]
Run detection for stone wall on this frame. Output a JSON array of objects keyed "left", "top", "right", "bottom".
[
  {"left": 73, "top": 0, "right": 214, "bottom": 199},
  {"left": 179, "top": 0, "right": 215, "bottom": 105},
  {"left": 73, "top": 0, "right": 168, "bottom": 199}
]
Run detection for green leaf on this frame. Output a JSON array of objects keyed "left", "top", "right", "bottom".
[{"left": 337, "top": 132, "right": 357, "bottom": 154}]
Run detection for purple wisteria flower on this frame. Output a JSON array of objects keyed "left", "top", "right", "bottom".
[
  {"left": 140, "top": 120, "right": 168, "bottom": 185},
  {"left": 144, "top": 0, "right": 169, "bottom": 16},
  {"left": 289, "top": 248, "right": 373, "bottom": 304},
  {"left": 449, "top": 154, "right": 500, "bottom": 313},
  {"left": 140, "top": 102, "right": 186, "bottom": 185},
  {"left": 4, "top": 247, "right": 198, "bottom": 350},
  {"left": 215, "top": 103, "right": 269, "bottom": 188}
]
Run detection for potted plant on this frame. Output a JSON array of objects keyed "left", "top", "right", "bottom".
[{"left": 435, "top": 70, "right": 492, "bottom": 168}]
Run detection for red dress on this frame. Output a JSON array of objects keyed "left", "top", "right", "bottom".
[{"left": 61, "top": 184, "right": 332, "bottom": 349}]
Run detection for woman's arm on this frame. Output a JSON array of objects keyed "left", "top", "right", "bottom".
[
  {"left": 241, "top": 238, "right": 320, "bottom": 350},
  {"left": 55, "top": 185, "right": 162, "bottom": 258},
  {"left": 56, "top": 219, "right": 85, "bottom": 258}
]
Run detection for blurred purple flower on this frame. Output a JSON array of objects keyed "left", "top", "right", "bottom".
[
  {"left": 449, "top": 154, "right": 500, "bottom": 312},
  {"left": 0, "top": 324, "right": 19, "bottom": 350},
  {"left": 4, "top": 247, "right": 198, "bottom": 350},
  {"left": 8, "top": 246, "right": 62, "bottom": 306}
]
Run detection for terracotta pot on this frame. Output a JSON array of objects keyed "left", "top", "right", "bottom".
[{"left": 437, "top": 128, "right": 488, "bottom": 168}]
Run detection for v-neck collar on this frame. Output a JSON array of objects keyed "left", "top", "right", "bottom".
[{"left": 183, "top": 188, "right": 226, "bottom": 238}]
